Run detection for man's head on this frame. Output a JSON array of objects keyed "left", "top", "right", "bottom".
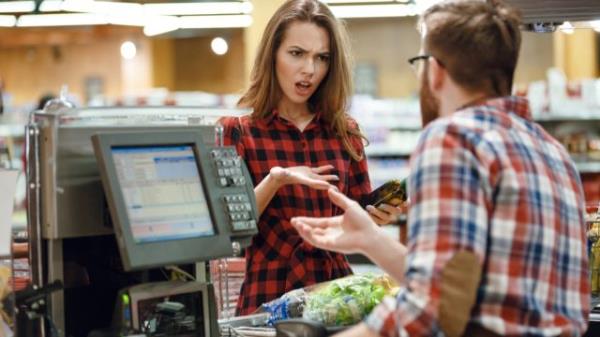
[{"left": 415, "top": 0, "right": 522, "bottom": 126}]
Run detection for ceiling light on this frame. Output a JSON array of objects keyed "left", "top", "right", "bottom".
[
  {"left": 143, "top": 16, "right": 180, "bottom": 37},
  {"left": 106, "top": 14, "right": 147, "bottom": 27},
  {"left": 559, "top": 21, "right": 575, "bottom": 34},
  {"left": 143, "top": 1, "right": 252, "bottom": 16},
  {"left": 211, "top": 37, "right": 228, "bottom": 55},
  {"left": 0, "top": 1, "right": 34, "bottom": 13},
  {"left": 591, "top": 20, "right": 600, "bottom": 33},
  {"left": 322, "top": 0, "right": 402, "bottom": 3},
  {"left": 331, "top": 4, "right": 419, "bottom": 18},
  {"left": 17, "top": 13, "right": 107, "bottom": 27},
  {"left": 39, "top": 0, "right": 63, "bottom": 12},
  {"left": 0, "top": 15, "right": 16, "bottom": 27},
  {"left": 120, "top": 41, "right": 137, "bottom": 60},
  {"left": 62, "top": 0, "right": 142, "bottom": 15},
  {"left": 178, "top": 15, "right": 252, "bottom": 29}
]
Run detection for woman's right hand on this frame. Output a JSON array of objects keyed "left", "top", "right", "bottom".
[{"left": 270, "top": 165, "right": 339, "bottom": 190}]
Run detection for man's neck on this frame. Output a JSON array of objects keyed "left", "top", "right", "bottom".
[{"left": 439, "top": 86, "right": 492, "bottom": 118}]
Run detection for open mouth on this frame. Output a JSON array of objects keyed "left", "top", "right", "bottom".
[{"left": 296, "top": 81, "right": 312, "bottom": 91}]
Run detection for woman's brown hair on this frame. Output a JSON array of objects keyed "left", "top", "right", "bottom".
[{"left": 237, "top": 0, "right": 366, "bottom": 160}]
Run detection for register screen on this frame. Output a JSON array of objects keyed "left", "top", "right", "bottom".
[{"left": 111, "top": 145, "right": 214, "bottom": 243}]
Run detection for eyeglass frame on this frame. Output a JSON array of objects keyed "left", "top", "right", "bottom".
[
  {"left": 408, "top": 54, "right": 431, "bottom": 74},
  {"left": 407, "top": 54, "right": 444, "bottom": 74}
]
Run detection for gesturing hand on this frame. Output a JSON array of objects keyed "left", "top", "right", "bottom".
[
  {"left": 291, "top": 188, "right": 379, "bottom": 255},
  {"left": 270, "top": 165, "right": 339, "bottom": 190}
]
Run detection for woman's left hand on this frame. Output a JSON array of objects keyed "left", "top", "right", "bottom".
[{"left": 366, "top": 202, "right": 406, "bottom": 225}]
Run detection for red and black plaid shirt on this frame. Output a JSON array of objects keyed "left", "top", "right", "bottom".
[{"left": 220, "top": 111, "right": 371, "bottom": 315}]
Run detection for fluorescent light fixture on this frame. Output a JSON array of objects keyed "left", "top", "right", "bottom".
[
  {"left": 143, "top": 1, "right": 253, "bottom": 16},
  {"left": 322, "top": 0, "right": 402, "bottom": 3},
  {"left": 559, "top": 21, "right": 575, "bottom": 34},
  {"left": 178, "top": 14, "right": 252, "bottom": 29},
  {"left": 592, "top": 20, "right": 600, "bottom": 33},
  {"left": 331, "top": 4, "right": 419, "bottom": 18},
  {"left": 17, "top": 13, "right": 107, "bottom": 27},
  {"left": 414, "top": 0, "right": 442, "bottom": 12},
  {"left": 62, "top": 0, "right": 142, "bottom": 15},
  {"left": 143, "top": 16, "right": 180, "bottom": 37},
  {"left": 0, "top": 15, "right": 16, "bottom": 27},
  {"left": 0, "top": 1, "right": 34, "bottom": 13},
  {"left": 106, "top": 14, "right": 147, "bottom": 27},
  {"left": 39, "top": 0, "right": 63, "bottom": 12}
]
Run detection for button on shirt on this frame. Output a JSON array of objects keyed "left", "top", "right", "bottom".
[
  {"left": 220, "top": 112, "right": 371, "bottom": 315},
  {"left": 366, "top": 96, "right": 589, "bottom": 336}
]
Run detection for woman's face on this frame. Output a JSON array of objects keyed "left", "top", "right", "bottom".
[{"left": 275, "top": 21, "right": 330, "bottom": 107}]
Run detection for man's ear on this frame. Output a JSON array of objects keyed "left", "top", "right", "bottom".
[{"left": 428, "top": 57, "right": 445, "bottom": 92}]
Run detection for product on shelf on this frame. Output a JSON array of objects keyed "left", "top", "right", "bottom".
[{"left": 587, "top": 204, "right": 600, "bottom": 296}]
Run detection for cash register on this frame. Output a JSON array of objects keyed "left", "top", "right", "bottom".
[{"left": 89, "top": 129, "right": 259, "bottom": 336}]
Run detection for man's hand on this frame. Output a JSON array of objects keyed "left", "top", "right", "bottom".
[
  {"left": 270, "top": 165, "right": 339, "bottom": 190},
  {"left": 291, "top": 188, "right": 379, "bottom": 255}
]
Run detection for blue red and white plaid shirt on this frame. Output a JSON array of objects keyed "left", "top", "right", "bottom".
[
  {"left": 220, "top": 112, "right": 371, "bottom": 315},
  {"left": 366, "top": 96, "right": 590, "bottom": 336}
]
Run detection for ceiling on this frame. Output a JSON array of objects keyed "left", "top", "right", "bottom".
[{"left": 505, "top": 0, "right": 600, "bottom": 24}]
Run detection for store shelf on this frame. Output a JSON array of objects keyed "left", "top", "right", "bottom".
[
  {"left": 535, "top": 113, "right": 600, "bottom": 123},
  {"left": 369, "top": 167, "right": 410, "bottom": 183},
  {"left": 360, "top": 118, "right": 421, "bottom": 131},
  {"left": 575, "top": 162, "right": 600, "bottom": 174},
  {"left": 365, "top": 144, "right": 413, "bottom": 157},
  {"left": 0, "top": 124, "right": 25, "bottom": 137}
]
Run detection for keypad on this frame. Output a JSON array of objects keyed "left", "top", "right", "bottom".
[
  {"left": 223, "top": 193, "right": 257, "bottom": 232},
  {"left": 211, "top": 148, "right": 246, "bottom": 187}
]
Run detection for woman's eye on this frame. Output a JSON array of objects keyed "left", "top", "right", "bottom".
[
  {"left": 290, "top": 50, "right": 302, "bottom": 57},
  {"left": 318, "top": 55, "right": 330, "bottom": 62}
]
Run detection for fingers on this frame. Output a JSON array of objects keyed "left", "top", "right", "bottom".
[
  {"left": 311, "top": 165, "right": 335, "bottom": 174},
  {"left": 294, "top": 220, "right": 334, "bottom": 250},
  {"left": 377, "top": 203, "right": 402, "bottom": 215},
  {"left": 319, "top": 174, "right": 340, "bottom": 182},
  {"left": 328, "top": 187, "right": 355, "bottom": 211},
  {"left": 291, "top": 215, "right": 341, "bottom": 229},
  {"left": 288, "top": 170, "right": 338, "bottom": 188},
  {"left": 366, "top": 205, "right": 393, "bottom": 225},
  {"left": 308, "top": 179, "right": 335, "bottom": 190}
]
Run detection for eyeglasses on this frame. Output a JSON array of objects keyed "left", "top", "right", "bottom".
[{"left": 407, "top": 54, "right": 431, "bottom": 74}]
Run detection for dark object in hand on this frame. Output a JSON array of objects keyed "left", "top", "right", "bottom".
[{"left": 361, "top": 179, "right": 407, "bottom": 208}]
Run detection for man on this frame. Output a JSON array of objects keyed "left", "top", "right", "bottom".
[{"left": 292, "top": 0, "right": 590, "bottom": 336}]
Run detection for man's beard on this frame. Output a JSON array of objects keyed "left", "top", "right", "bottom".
[{"left": 419, "top": 67, "right": 440, "bottom": 128}]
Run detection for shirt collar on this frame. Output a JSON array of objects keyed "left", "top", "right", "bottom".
[
  {"left": 264, "top": 109, "right": 323, "bottom": 130},
  {"left": 460, "top": 96, "right": 532, "bottom": 121}
]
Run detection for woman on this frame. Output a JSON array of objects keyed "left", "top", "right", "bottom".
[{"left": 219, "top": 0, "right": 399, "bottom": 315}]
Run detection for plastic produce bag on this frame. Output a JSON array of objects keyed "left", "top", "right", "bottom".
[{"left": 260, "top": 273, "right": 398, "bottom": 327}]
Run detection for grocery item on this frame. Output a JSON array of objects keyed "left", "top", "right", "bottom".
[
  {"left": 260, "top": 274, "right": 398, "bottom": 327},
  {"left": 302, "top": 274, "right": 396, "bottom": 326},
  {"left": 261, "top": 288, "right": 306, "bottom": 325}
]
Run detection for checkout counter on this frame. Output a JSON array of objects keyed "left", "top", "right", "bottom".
[{"left": 22, "top": 106, "right": 262, "bottom": 336}]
